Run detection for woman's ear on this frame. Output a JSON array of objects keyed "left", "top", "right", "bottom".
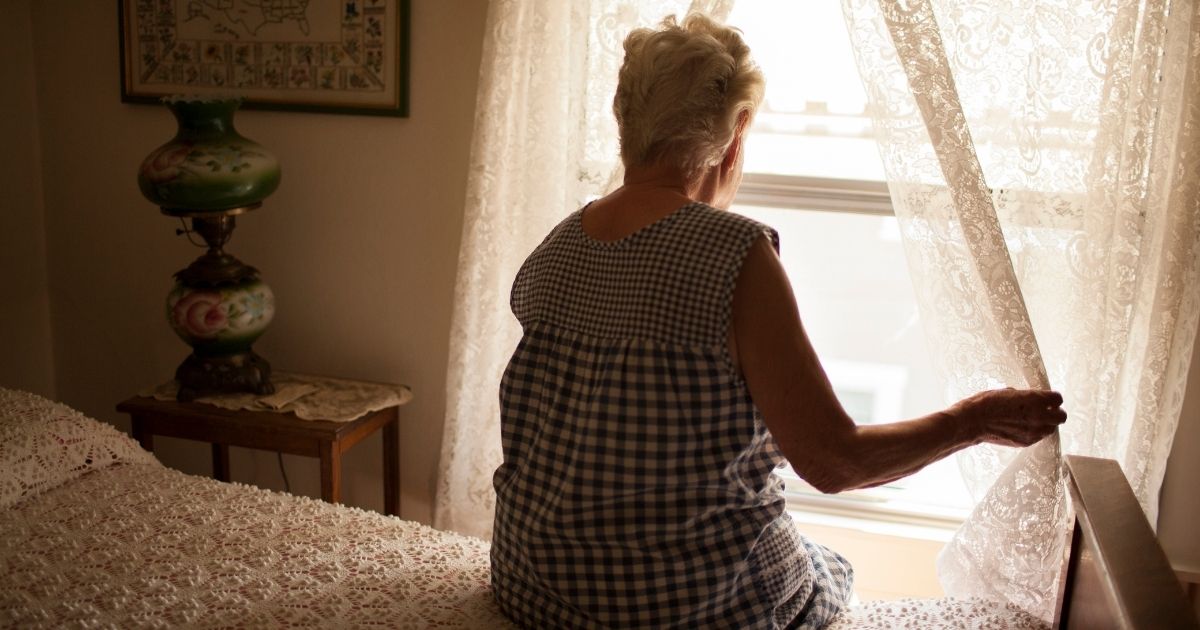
[
  {"left": 722, "top": 135, "right": 741, "bottom": 173},
  {"left": 721, "top": 111, "right": 751, "bottom": 174}
]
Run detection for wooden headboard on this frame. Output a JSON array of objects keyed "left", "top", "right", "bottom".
[{"left": 1054, "top": 455, "right": 1198, "bottom": 629}]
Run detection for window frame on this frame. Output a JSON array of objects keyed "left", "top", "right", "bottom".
[
  {"left": 736, "top": 173, "right": 892, "bottom": 217},
  {"left": 734, "top": 172, "right": 969, "bottom": 531}
]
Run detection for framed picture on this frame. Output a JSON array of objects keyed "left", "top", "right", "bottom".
[{"left": 119, "top": 0, "right": 410, "bottom": 117}]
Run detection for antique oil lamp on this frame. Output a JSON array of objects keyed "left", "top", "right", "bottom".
[{"left": 138, "top": 96, "right": 280, "bottom": 402}]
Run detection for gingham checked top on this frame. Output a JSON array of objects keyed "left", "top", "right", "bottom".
[{"left": 491, "top": 202, "right": 853, "bottom": 629}]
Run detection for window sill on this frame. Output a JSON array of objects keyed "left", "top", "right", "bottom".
[
  {"left": 787, "top": 505, "right": 957, "bottom": 544},
  {"left": 787, "top": 502, "right": 958, "bottom": 599}
]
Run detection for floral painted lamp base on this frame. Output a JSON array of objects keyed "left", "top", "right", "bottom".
[{"left": 168, "top": 270, "right": 275, "bottom": 402}]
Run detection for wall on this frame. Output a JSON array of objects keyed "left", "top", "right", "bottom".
[
  {"left": 27, "top": 0, "right": 488, "bottom": 524},
  {"left": 1158, "top": 329, "right": 1200, "bottom": 613},
  {"left": 0, "top": 0, "right": 55, "bottom": 398}
]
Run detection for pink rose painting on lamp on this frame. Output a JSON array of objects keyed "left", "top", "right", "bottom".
[
  {"left": 139, "top": 142, "right": 193, "bottom": 184},
  {"left": 166, "top": 281, "right": 274, "bottom": 354},
  {"left": 171, "top": 291, "right": 227, "bottom": 338}
]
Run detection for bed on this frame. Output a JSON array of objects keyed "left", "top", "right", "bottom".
[{"left": 1, "top": 388, "right": 1194, "bottom": 629}]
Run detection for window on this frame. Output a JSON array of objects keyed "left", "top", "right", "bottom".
[{"left": 728, "top": 2, "right": 973, "bottom": 524}]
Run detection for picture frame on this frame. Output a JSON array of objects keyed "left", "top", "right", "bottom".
[{"left": 119, "top": 0, "right": 410, "bottom": 117}]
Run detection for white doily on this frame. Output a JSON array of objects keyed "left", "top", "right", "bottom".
[{"left": 141, "top": 372, "right": 413, "bottom": 422}]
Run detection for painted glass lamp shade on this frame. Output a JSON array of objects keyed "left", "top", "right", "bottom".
[
  {"left": 138, "top": 96, "right": 280, "bottom": 401},
  {"left": 139, "top": 97, "right": 280, "bottom": 212}
]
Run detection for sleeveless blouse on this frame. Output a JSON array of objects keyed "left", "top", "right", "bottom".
[{"left": 491, "top": 202, "right": 853, "bottom": 629}]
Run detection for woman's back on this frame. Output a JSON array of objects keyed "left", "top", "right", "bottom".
[{"left": 491, "top": 201, "right": 850, "bottom": 629}]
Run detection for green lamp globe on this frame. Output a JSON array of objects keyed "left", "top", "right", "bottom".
[{"left": 138, "top": 96, "right": 281, "bottom": 215}]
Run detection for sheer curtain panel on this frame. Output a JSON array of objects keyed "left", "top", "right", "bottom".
[{"left": 842, "top": 0, "right": 1200, "bottom": 620}]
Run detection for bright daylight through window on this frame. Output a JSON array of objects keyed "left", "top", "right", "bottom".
[{"left": 728, "top": 2, "right": 972, "bottom": 523}]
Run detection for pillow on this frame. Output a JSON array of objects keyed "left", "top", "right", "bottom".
[{"left": 0, "top": 388, "right": 158, "bottom": 508}]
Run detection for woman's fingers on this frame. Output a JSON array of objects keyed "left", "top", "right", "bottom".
[
  {"left": 1038, "top": 390, "right": 1064, "bottom": 407},
  {"left": 969, "top": 388, "right": 1066, "bottom": 446}
]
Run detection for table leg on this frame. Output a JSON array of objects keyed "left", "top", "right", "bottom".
[
  {"left": 383, "top": 417, "right": 400, "bottom": 517},
  {"left": 130, "top": 415, "right": 154, "bottom": 452},
  {"left": 320, "top": 441, "right": 342, "bottom": 505},
  {"left": 212, "top": 443, "right": 231, "bottom": 482}
]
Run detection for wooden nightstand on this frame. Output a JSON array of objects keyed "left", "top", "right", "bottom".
[{"left": 117, "top": 383, "right": 406, "bottom": 515}]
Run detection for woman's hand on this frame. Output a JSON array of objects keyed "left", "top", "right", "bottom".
[{"left": 949, "top": 388, "right": 1067, "bottom": 448}]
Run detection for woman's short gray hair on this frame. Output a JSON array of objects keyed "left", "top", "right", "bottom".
[{"left": 613, "top": 13, "right": 765, "bottom": 182}]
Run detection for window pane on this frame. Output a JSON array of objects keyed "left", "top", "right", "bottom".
[
  {"left": 729, "top": 1, "right": 885, "bottom": 181},
  {"left": 733, "top": 204, "right": 973, "bottom": 515}
]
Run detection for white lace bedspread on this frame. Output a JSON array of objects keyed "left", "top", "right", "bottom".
[
  {"left": 829, "top": 598, "right": 1046, "bottom": 629},
  {"left": 0, "top": 389, "right": 157, "bottom": 509},
  {"left": 0, "top": 388, "right": 1046, "bottom": 628},
  {"left": 0, "top": 460, "right": 1048, "bottom": 630},
  {"left": 1, "top": 462, "right": 513, "bottom": 629}
]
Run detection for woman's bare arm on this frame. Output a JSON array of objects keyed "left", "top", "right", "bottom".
[{"left": 731, "top": 235, "right": 1066, "bottom": 493}]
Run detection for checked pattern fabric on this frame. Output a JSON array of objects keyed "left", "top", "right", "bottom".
[{"left": 491, "top": 202, "right": 853, "bottom": 628}]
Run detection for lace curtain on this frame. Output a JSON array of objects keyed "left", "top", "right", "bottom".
[
  {"left": 842, "top": 0, "right": 1200, "bottom": 620},
  {"left": 435, "top": 0, "right": 734, "bottom": 539}
]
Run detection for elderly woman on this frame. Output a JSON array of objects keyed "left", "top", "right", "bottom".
[{"left": 490, "top": 13, "right": 1065, "bottom": 630}]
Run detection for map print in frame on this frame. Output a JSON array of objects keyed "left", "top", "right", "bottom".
[{"left": 120, "top": 0, "right": 410, "bottom": 117}]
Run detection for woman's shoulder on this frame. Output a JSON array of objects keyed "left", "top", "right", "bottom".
[
  {"left": 528, "top": 208, "right": 585, "bottom": 251},
  {"left": 673, "top": 202, "right": 779, "bottom": 250}
]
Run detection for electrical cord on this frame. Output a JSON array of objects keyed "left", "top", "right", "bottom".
[{"left": 277, "top": 452, "right": 291, "bottom": 493}]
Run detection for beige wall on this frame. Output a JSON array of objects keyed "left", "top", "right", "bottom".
[
  {"left": 25, "top": 0, "right": 488, "bottom": 524},
  {"left": 1158, "top": 330, "right": 1200, "bottom": 581},
  {"left": 0, "top": 0, "right": 55, "bottom": 398}
]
